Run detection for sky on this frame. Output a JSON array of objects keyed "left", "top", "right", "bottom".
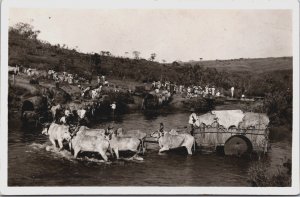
[{"left": 9, "top": 8, "right": 292, "bottom": 62}]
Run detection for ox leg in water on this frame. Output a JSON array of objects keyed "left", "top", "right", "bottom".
[
  {"left": 158, "top": 147, "right": 169, "bottom": 154},
  {"left": 58, "top": 140, "right": 64, "bottom": 151},
  {"left": 49, "top": 138, "right": 56, "bottom": 148}
]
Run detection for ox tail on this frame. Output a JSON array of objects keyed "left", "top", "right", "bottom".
[{"left": 193, "top": 138, "right": 196, "bottom": 153}]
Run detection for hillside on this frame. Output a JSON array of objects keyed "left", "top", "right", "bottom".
[
  {"left": 8, "top": 23, "right": 293, "bottom": 127},
  {"left": 185, "top": 57, "right": 292, "bottom": 73},
  {"left": 9, "top": 23, "right": 292, "bottom": 95}
]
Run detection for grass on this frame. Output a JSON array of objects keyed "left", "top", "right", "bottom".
[
  {"left": 188, "top": 57, "right": 292, "bottom": 73},
  {"left": 248, "top": 159, "right": 291, "bottom": 187}
]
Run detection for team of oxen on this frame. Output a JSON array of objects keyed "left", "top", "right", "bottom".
[{"left": 41, "top": 121, "right": 196, "bottom": 161}]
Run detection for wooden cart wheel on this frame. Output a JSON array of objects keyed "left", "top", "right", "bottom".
[{"left": 224, "top": 135, "right": 252, "bottom": 156}]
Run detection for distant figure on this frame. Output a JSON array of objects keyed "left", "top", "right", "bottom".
[
  {"left": 205, "top": 85, "right": 209, "bottom": 95},
  {"left": 157, "top": 81, "right": 161, "bottom": 89},
  {"left": 97, "top": 76, "right": 101, "bottom": 85},
  {"left": 216, "top": 91, "right": 220, "bottom": 97},
  {"left": 179, "top": 85, "right": 183, "bottom": 93},
  {"left": 212, "top": 86, "right": 215, "bottom": 96},
  {"left": 152, "top": 81, "right": 156, "bottom": 89},
  {"left": 208, "top": 88, "right": 212, "bottom": 95},
  {"left": 231, "top": 87, "right": 235, "bottom": 98},
  {"left": 159, "top": 123, "right": 164, "bottom": 135},
  {"left": 111, "top": 101, "right": 116, "bottom": 112}
]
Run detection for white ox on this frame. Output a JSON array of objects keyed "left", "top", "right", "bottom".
[
  {"left": 106, "top": 130, "right": 142, "bottom": 159},
  {"left": 150, "top": 130, "right": 195, "bottom": 155},
  {"left": 42, "top": 123, "right": 71, "bottom": 150},
  {"left": 27, "top": 68, "right": 39, "bottom": 77},
  {"left": 70, "top": 129, "right": 110, "bottom": 161},
  {"left": 8, "top": 65, "right": 19, "bottom": 75},
  {"left": 116, "top": 128, "right": 147, "bottom": 154},
  {"left": 76, "top": 126, "right": 106, "bottom": 137}
]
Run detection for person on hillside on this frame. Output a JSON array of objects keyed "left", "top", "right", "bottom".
[
  {"left": 181, "top": 85, "right": 185, "bottom": 93},
  {"left": 155, "top": 88, "right": 160, "bottom": 94},
  {"left": 157, "top": 81, "right": 161, "bottom": 89},
  {"left": 205, "top": 85, "right": 209, "bottom": 95},
  {"left": 231, "top": 87, "right": 235, "bottom": 98},
  {"left": 101, "top": 75, "right": 105, "bottom": 83},
  {"left": 97, "top": 76, "right": 101, "bottom": 85},
  {"left": 212, "top": 86, "right": 215, "bottom": 96},
  {"left": 152, "top": 81, "right": 156, "bottom": 89}
]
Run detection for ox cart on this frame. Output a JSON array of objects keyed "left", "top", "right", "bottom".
[
  {"left": 189, "top": 110, "right": 270, "bottom": 156},
  {"left": 21, "top": 95, "right": 51, "bottom": 125}
]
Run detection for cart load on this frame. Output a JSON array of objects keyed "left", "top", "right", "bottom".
[{"left": 189, "top": 110, "right": 269, "bottom": 156}]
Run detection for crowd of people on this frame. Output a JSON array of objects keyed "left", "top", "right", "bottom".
[{"left": 151, "top": 80, "right": 227, "bottom": 99}]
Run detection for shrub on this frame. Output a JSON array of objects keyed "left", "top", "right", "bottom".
[{"left": 248, "top": 160, "right": 291, "bottom": 187}]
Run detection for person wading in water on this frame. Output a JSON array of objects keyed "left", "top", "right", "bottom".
[{"left": 159, "top": 122, "right": 164, "bottom": 136}]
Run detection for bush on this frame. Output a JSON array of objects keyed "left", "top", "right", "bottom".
[
  {"left": 248, "top": 160, "right": 291, "bottom": 187},
  {"left": 269, "top": 126, "right": 292, "bottom": 142}
]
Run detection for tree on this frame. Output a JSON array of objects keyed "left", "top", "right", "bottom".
[
  {"left": 13, "top": 22, "right": 40, "bottom": 39},
  {"left": 124, "top": 51, "right": 129, "bottom": 57},
  {"left": 100, "top": 51, "right": 111, "bottom": 56},
  {"left": 149, "top": 53, "right": 156, "bottom": 61},
  {"left": 132, "top": 51, "right": 140, "bottom": 59},
  {"left": 172, "top": 61, "right": 180, "bottom": 66},
  {"left": 91, "top": 53, "right": 101, "bottom": 74}
]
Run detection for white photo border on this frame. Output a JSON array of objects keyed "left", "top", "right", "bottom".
[{"left": 1, "top": 0, "right": 299, "bottom": 195}]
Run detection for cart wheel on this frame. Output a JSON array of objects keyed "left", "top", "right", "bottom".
[{"left": 224, "top": 135, "right": 252, "bottom": 156}]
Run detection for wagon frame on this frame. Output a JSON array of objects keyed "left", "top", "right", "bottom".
[{"left": 191, "top": 110, "right": 270, "bottom": 156}]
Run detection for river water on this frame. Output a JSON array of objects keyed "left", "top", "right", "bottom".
[{"left": 8, "top": 111, "right": 291, "bottom": 186}]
